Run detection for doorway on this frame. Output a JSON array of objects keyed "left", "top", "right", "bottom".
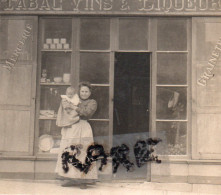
[{"left": 112, "top": 52, "right": 151, "bottom": 180}]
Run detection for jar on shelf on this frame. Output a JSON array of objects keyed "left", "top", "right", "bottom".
[
  {"left": 42, "top": 69, "right": 47, "bottom": 78},
  {"left": 63, "top": 73, "right": 71, "bottom": 83}
]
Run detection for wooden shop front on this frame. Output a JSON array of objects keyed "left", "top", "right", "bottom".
[{"left": 1, "top": 0, "right": 221, "bottom": 184}]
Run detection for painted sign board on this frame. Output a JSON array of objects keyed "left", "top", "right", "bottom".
[{"left": 1, "top": 0, "right": 221, "bottom": 15}]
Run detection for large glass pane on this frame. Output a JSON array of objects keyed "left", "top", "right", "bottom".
[
  {"left": 156, "top": 122, "right": 187, "bottom": 155},
  {"left": 119, "top": 18, "right": 148, "bottom": 50},
  {"left": 156, "top": 87, "right": 187, "bottom": 120},
  {"left": 89, "top": 121, "right": 109, "bottom": 150},
  {"left": 39, "top": 120, "right": 61, "bottom": 153},
  {"left": 40, "top": 86, "right": 66, "bottom": 112},
  {"left": 157, "top": 53, "right": 187, "bottom": 84},
  {"left": 157, "top": 19, "right": 187, "bottom": 51},
  {"left": 0, "top": 19, "right": 34, "bottom": 62},
  {"left": 43, "top": 18, "right": 72, "bottom": 49},
  {"left": 41, "top": 52, "right": 71, "bottom": 81},
  {"left": 80, "top": 53, "right": 109, "bottom": 84},
  {"left": 90, "top": 86, "right": 109, "bottom": 119},
  {"left": 80, "top": 18, "right": 110, "bottom": 50}
]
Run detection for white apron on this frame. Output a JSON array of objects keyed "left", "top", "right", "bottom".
[{"left": 55, "top": 120, "right": 98, "bottom": 179}]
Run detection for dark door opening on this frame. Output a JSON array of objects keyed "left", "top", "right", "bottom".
[
  {"left": 114, "top": 52, "right": 150, "bottom": 135},
  {"left": 112, "top": 52, "right": 151, "bottom": 180}
]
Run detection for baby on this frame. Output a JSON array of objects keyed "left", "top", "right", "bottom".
[{"left": 56, "top": 87, "right": 81, "bottom": 127}]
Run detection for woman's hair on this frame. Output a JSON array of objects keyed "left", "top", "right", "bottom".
[{"left": 78, "top": 81, "right": 92, "bottom": 92}]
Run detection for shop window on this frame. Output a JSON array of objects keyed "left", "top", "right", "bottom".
[
  {"left": 80, "top": 52, "right": 110, "bottom": 84},
  {"left": 119, "top": 18, "right": 148, "bottom": 50},
  {"left": 79, "top": 19, "right": 111, "bottom": 153},
  {"left": 90, "top": 120, "right": 110, "bottom": 150},
  {"left": 89, "top": 120, "right": 109, "bottom": 137},
  {"left": 41, "top": 52, "right": 71, "bottom": 78},
  {"left": 38, "top": 18, "right": 73, "bottom": 154},
  {"left": 156, "top": 122, "right": 187, "bottom": 155},
  {"left": 43, "top": 18, "right": 72, "bottom": 48},
  {"left": 157, "top": 19, "right": 187, "bottom": 51},
  {"left": 157, "top": 53, "right": 187, "bottom": 85},
  {"left": 90, "top": 86, "right": 109, "bottom": 119},
  {"left": 156, "top": 87, "right": 187, "bottom": 120},
  {"left": 80, "top": 18, "right": 110, "bottom": 50},
  {"left": 156, "top": 18, "right": 189, "bottom": 156}
]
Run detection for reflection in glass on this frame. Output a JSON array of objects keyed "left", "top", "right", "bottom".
[
  {"left": 80, "top": 53, "right": 110, "bottom": 84},
  {"left": 156, "top": 122, "right": 187, "bottom": 155},
  {"left": 119, "top": 18, "right": 148, "bottom": 50},
  {"left": 80, "top": 18, "right": 110, "bottom": 50},
  {"left": 157, "top": 53, "right": 187, "bottom": 84},
  {"left": 156, "top": 87, "right": 187, "bottom": 119},
  {"left": 157, "top": 19, "right": 187, "bottom": 51}
]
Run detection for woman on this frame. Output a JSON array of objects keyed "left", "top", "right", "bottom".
[{"left": 55, "top": 82, "right": 98, "bottom": 188}]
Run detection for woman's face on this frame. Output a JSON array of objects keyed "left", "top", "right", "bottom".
[{"left": 79, "top": 86, "right": 91, "bottom": 100}]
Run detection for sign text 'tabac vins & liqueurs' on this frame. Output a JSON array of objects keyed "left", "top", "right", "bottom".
[{"left": 2, "top": 0, "right": 221, "bottom": 15}]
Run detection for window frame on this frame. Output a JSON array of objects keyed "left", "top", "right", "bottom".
[{"left": 150, "top": 18, "right": 192, "bottom": 160}]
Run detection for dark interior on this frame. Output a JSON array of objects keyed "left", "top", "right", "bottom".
[{"left": 113, "top": 52, "right": 150, "bottom": 135}]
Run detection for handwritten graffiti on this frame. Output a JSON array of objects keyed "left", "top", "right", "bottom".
[
  {"left": 61, "top": 144, "right": 108, "bottom": 174},
  {"left": 110, "top": 144, "right": 134, "bottom": 173},
  {"left": 61, "top": 138, "right": 162, "bottom": 174},
  {"left": 61, "top": 144, "right": 84, "bottom": 173},
  {"left": 84, "top": 144, "right": 108, "bottom": 174},
  {"left": 134, "top": 138, "right": 162, "bottom": 168}
]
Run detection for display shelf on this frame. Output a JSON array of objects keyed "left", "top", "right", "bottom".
[
  {"left": 39, "top": 116, "right": 57, "bottom": 120},
  {"left": 40, "top": 82, "right": 71, "bottom": 86},
  {"left": 89, "top": 119, "right": 110, "bottom": 121},
  {"left": 41, "top": 49, "right": 72, "bottom": 52}
]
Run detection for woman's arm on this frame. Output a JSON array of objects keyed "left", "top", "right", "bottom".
[{"left": 76, "top": 99, "right": 97, "bottom": 119}]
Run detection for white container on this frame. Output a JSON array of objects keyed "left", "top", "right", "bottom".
[
  {"left": 63, "top": 44, "right": 70, "bottom": 49},
  {"left": 57, "top": 43, "right": 62, "bottom": 50},
  {"left": 46, "top": 38, "right": 52, "bottom": 44},
  {"left": 50, "top": 44, "right": 56, "bottom": 50},
  {"left": 41, "top": 78, "right": 46, "bottom": 83},
  {"left": 43, "top": 44, "right": 49, "bottom": 49},
  {"left": 63, "top": 73, "right": 71, "bottom": 83},
  {"left": 53, "top": 38, "right": 59, "bottom": 44},
  {"left": 54, "top": 77, "right": 62, "bottom": 83},
  {"left": 60, "top": 38, "right": 66, "bottom": 44}
]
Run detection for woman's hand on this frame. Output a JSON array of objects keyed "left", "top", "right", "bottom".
[{"left": 69, "top": 104, "right": 78, "bottom": 110}]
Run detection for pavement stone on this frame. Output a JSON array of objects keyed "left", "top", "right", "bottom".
[{"left": 0, "top": 179, "right": 220, "bottom": 195}]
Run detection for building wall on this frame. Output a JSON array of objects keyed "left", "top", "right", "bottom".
[{"left": 0, "top": 15, "right": 221, "bottom": 184}]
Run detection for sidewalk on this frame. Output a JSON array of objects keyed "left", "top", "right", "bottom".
[{"left": 0, "top": 179, "right": 221, "bottom": 195}]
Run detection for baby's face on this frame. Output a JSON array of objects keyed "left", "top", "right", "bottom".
[{"left": 66, "top": 89, "right": 75, "bottom": 99}]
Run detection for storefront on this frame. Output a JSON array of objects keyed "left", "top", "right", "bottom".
[{"left": 1, "top": 0, "right": 221, "bottom": 184}]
